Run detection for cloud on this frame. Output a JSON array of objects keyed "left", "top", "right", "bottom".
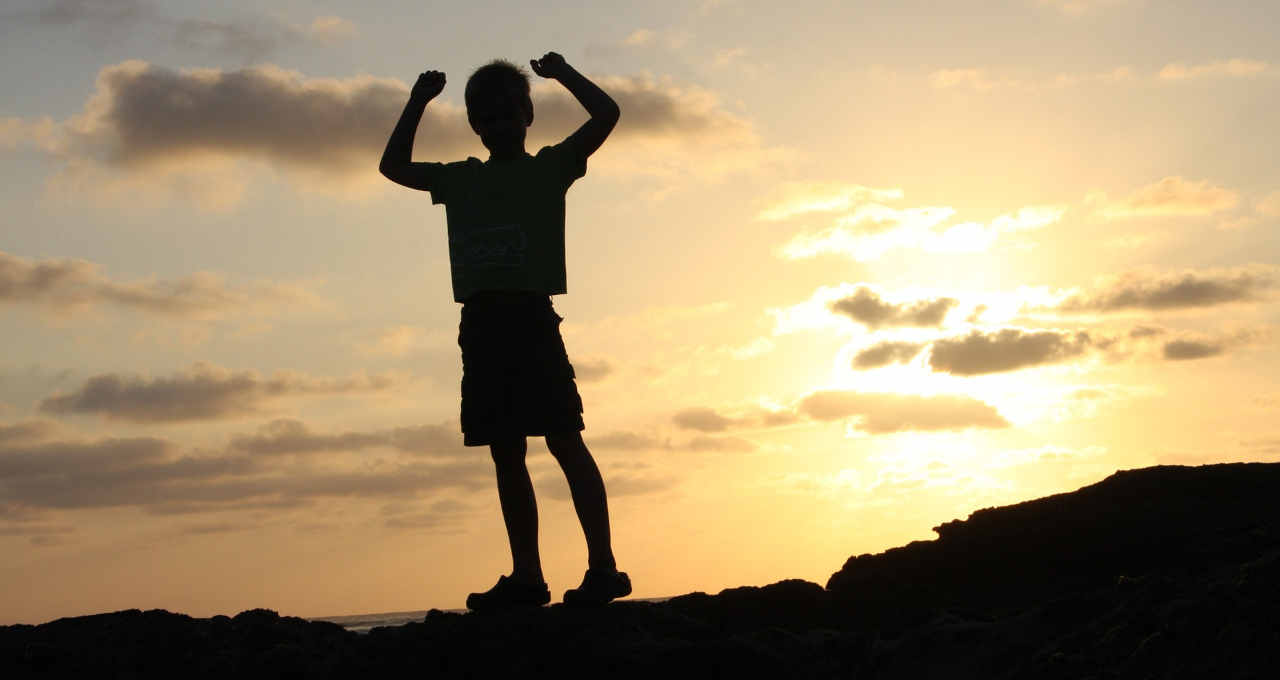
[
  {"left": 1054, "top": 265, "right": 1276, "bottom": 312},
  {"left": 15, "top": 61, "right": 777, "bottom": 206},
  {"left": 356, "top": 325, "right": 452, "bottom": 357},
  {"left": 573, "top": 358, "right": 613, "bottom": 382},
  {"left": 0, "top": 436, "right": 171, "bottom": 479},
  {"left": 228, "top": 419, "right": 468, "bottom": 457},
  {"left": 779, "top": 203, "right": 955, "bottom": 260},
  {"left": 38, "top": 362, "right": 397, "bottom": 423},
  {"left": 925, "top": 206, "right": 1066, "bottom": 253},
  {"left": 303, "top": 16, "right": 355, "bottom": 43},
  {"left": 929, "top": 69, "right": 1021, "bottom": 91},
  {"left": 8, "top": 2, "right": 356, "bottom": 59},
  {"left": 1086, "top": 176, "right": 1239, "bottom": 219},
  {"left": 382, "top": 499, "right": 472, "bottom": 531},
  {"left": 537, "top": 470, "right": 676, "bottom": 502},
  {"left": 20, "top": 0, "right": 148, "bottom": 26},
  {"left": 1162, "top": 339, "right": 1224, "bottom": 361},
  {"left": 588, "top": 430, "right": 670, "bottom": 451},
  {"left": 1, "top": 249, "right": 320, "bottom": 319},
  {"left": 4, "top": 453, "right": 489, "bottom": 513},
  {"left": 796, "top": 391, "right": 1009, "bottom": 433},
  {"left": 0, "top": 421, "right": 59, "bottom": 447},
  {"left": 829, "top": 287, "right": 957, "bottom": 329},
  {"left": 686, "top": 435, "right": 757, "bottom": 452},
  {"left": 623, "top": 28, "right": 655, "bottom": 46},
  {"left": 673, "top": 406, "right": 736, "bottom": 432},
  {"left": 929, "top": 328, "right": 1094, "bottom": 375},
  {"left": 0, "top": 421, "right": 495, "bottom": 519},
  {"left": 1158, "top": 59, "right": 1271, "bottom": 81},
  {"left": 852, "top": 341, "right": 927, "bottom": 369},
  {"left": 779, "top": 199, "right": 1062, "bottom": 261},
  {"left": 756, "top": 182, "right": 903, "bottom": 222}
]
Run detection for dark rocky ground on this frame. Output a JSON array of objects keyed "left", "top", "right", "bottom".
[{"left": 4, "top": 463, "right": 1278, "bottom": 679}]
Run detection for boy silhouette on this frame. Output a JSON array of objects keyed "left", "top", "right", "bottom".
[{"left": 379, "top": 52, "right": 628, "bottom": 610}]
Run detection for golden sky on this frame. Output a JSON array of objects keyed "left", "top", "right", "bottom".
[{"left": 1, "top": 0, "right": 1277, "bottom": 624}]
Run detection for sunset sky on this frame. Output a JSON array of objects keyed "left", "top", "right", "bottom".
[{"left": 2, "top": 0, "right": 1278, "bottom": 624}]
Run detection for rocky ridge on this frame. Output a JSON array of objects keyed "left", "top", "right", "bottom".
[{"left": 4, "top": 463, "right": 1277, "bottom": 678}]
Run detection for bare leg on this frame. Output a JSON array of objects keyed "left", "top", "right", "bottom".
[
  {"left": 546, "top": 431, "right": 617, "bottom": 571},
  {"left": 489, "top": 437, "right": 543, "bottom": 584}
]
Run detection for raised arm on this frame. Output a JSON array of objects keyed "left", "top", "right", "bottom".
[
  {"left": 530, "top": 53, "right": 619, "bottom": 159},
  {"left": 379, "top": 70, "right": 446, "bottom": 190}
]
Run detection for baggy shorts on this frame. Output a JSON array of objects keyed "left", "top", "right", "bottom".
[{"left": 458, "top": 291, "right": 585, "bottom": 447}]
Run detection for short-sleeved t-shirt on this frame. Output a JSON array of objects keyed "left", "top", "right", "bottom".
[{"left": 421, "top": 142, "right": 587, "bottom": 303}]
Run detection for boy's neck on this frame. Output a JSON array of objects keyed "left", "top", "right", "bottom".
[{"left": 487, "top": 145, "right": 528, "bottom": 162}]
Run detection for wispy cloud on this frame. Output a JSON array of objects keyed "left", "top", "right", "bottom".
[
  {"left": 1086, "top": 176, "right": 1239, "bottom": 219},
  {"left": 38, "top": 362, "right": 398, "bottom": 423},
  {"left": 228, "top": 419, "right": 468, "bottom": 457},
  {"left": 1158, "top": 59, "right": 1271, "bottom": 81},
  {"left": 1, "top": 249, "right": 321, "bottom": 319},
  {"left": 1052, "top": 265, "right": 1276, "bottom": 313},
  {"left": 5, "top": 1, "right": 356, "bottom": 61},
  {"left": 756, "top": 182, "right": 903, "bottom": 222},
  {"left": 796, "top": 391, "right": 1009, "bottom": 433},
  {"left": 777, "top": 193, "right": 1063, "bottom": 261},
  {"left": 852, "top": 341, "right": 927, "bottom": 369}
]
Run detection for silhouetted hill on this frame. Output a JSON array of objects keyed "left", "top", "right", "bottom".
[{"left": 3, "top": 463, "right": 1277, "bottom": 678}]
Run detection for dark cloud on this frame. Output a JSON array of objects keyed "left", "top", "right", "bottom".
[
  {"left": 797, "top": 390, "right": 1009, "bottom": 433},
  {"left": 0, "top": 421, "right": 58, "bottom": 446},
  {"left": 1162, "top": 340, "right": 1225, "bottom": 361},
  {"left": 65, "top": 61, "right": 415, "bottom": 174},
  {"left": 1129, "top": 325, "right": 1166, "bottom": 338},
  {"left": 672, "top": 407, "right": 736, "bottom": 432},
  {"left": 0, "top": 437, "right": 170, "bottom": 479},
  {"left": 0, "top": 249, "right": 314, "bottom": 318},
  {"left": 1056, "top": 266, "right": 1275, "bottom": 312},
  {"left": 573, "top": 358, "right": 613, "bottom": 382},
  {"left": 229, "top": 419, "right": 467, "bottom": 457},
  {"left": 929, "top": 328, "right": 1093, "bottom": 375},
  {"left": 180, "top": 522, "right": 251, "bottom": 535},
  {"left": 38, "top": 363, "right": 396, "bottom": 423},
  {"left": 829, "top": 287, "right": 958, "bottom": 329},
  {"left": 46, "top": 61, "right": 755, "bottom": 183},
  {"left": 8, "top": 2, "right": 352, "bottom": 61},
  {"left": 2, "top": 448, "right": 488, "bottom": 513},
  {"left": 853, "top": 341, "right": 926, "bottom": 369},
  {"left": 29, "top": 0, "right": 148, "bottom": 26},
  {"left": 760, "top": 409, "right": 802, "bottom": 427}
]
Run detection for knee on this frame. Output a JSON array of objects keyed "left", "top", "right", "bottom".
[{"left": 546, "top": 431, "right": 588, "bottom": 462}]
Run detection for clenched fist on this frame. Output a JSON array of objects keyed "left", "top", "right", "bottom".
[
  {"left": 530, "top": 52, "right": 570, "bottom": 80},
  {"left": 412, "top": 70, "right": 446, "bottom": 100}
]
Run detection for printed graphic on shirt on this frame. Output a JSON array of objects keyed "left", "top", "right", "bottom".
[{"left": 451, "top": 224, "right": 528, "bottom": 269}]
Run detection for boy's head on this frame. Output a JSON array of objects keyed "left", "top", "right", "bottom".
[{"left": 465, "top": 60, "right": 534, "bottom": 155}]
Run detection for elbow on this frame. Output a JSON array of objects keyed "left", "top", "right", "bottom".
[{"left": 599, "top": 104, "right": 620, "bottom": 130}]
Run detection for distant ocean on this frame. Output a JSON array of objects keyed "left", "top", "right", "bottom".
[{"left": 312, "top": 597, "right": 670, "bottom": 634}]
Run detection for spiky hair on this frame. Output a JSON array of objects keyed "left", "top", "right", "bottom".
[{"left": 464, "top": 59, "right": 532, "bottom": 113}]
